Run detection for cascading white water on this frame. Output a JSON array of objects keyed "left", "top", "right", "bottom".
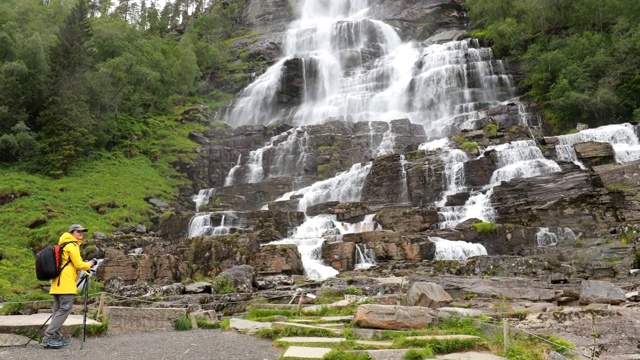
[
  {"left": 489, "top": 140, "right": 562, "bottom": 184},
  {"left": 556, "top": 123, "right": 640, "bottom": 164},
  {"left": 535, "top": 227, "right": 576, "bottom": 247},
  {"left": 188, "top": 213, "right": 233, "bottom": 238},
  {"left": 398, "top": 155, "right": 410, "bottom": 203},
  {"left": 429, "top": 236, "right": 487, "bottom": 260},
  {"left": 192, "top": 188, "right": 216, "bottom": 212},
  {"left": 273, "top": 162, "right": 372, "bottom": 212},
  {"left": 224, "top": 1, "right": 518, "bottom": 135},
  {"left": 224, "top": 155, "right": 242, "bottom": 187},
  {"left": 194, "top": 0, "right": 543, "bottom": 279},
  {"left": 354, "top": 243, "right": 376, "bottom": 269}
]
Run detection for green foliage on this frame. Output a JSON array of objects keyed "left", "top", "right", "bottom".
[
  {"left": 246, "top": 307, "right": 297, "bottom": 320},
  {"left": 345, "top": 286, "right": 364, "bottom": 296},
  {"left": 322, "top": 350, "right": 372, "bottom": 360},
  {"left": 212, "top": 276, "right": 237, "bottom": 294},
  {"left": 402, "top": 348, "right": 435, "bottom": 360},
  {"left": 472, "top": 222, "right": 498, "bottom": 233},
  {"left": 196, "top": 317, "right": 222, "bottom": 329},
  {"left": 464, "top": 0, "right": 640, "bottom": 132},
  {"left": 460, "top": 142, "right": 478, "bottom": 153},
  {"left": 0, "top": 156, "right": 180, "bottom": 300},
  {"left": 174, "top": 314, "right": 193, "bottom": 331},
  {"left": 397, "top": 339, "right": 478, "bottom": 354},
  {"left": 483, "top": 123, "right": 498, "bottom": 137},
  {"left": 255, "top": 325, "right": 338, "bottom": 340},
  {"left": 605, "top": 183, "right": 633, "bottom": 191},
  {"left": 73, "top": 317, "right": 109, "bottom": 337}
]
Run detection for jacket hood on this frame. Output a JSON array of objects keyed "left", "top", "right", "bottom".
[{"left": 59, "top": 232, "right": 83, "bottom": 245}]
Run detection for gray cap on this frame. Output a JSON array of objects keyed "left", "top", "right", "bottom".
[{"left": 68, "top": 224, "right": 88, "bottom": 233}]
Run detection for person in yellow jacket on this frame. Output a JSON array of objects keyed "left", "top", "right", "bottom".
[{"left": 42, "top": 224, "right": 96, "bottom": 349}]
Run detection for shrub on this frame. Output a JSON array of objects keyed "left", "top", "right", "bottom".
[
  {"left": 323, "top": 350, "right": 372, "bottom": 360},
  {"left": 483, "top": 123, "right": 498, "bottom": 137},
  {"left": 175, "top": 314, "right": 192, "bottom": 331},
  {"left": 472, "top": 221, "right": 497, "bottom": 233},
  {"left": 196, "top": 318, "right": 221, "bottom": 329},
  {"left": 402, "top": 348, "right": 434, "bottom": 360},
  {"left": 460, "top": 141, "right": 478, "bottom": 153},
  {"left": 345, "top": 286, "right": 363, "bottom": 295},
  {"left": 212, "top": 276, "right": 237, "bottom": 294}
]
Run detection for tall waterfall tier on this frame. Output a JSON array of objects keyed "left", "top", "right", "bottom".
[
  {"left": 224, "top": 0, "right": 519, "bottom": 137},
  {"left": 181, "top": 0, "right": 640, "bottom": 282}
]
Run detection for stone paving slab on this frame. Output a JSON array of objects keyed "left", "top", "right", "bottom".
[
  {"left": 229, "top": 318, "right": 272, "bottom": 334},
  {"left": 0, "top": 313, "right": 99, "bottom": 328},
  {"left": 0, "top": 313, "right": 100, "bottom": 342},
  {"left": 354, "top": 340, "right": 394, "bottom": 346},
  {"left": 319, "top": 316, "right": 353, "bottom": 322},
  {"left": 279, "top": 336, "right": 345, "bottom": 343},
  {"left": 283, "top": 346, "right": 332, "bottom": 358},
  {"left": 0, "top": 333, "right": 31, "bottom": 347},
  {"left": 273, "top": 322, "right": 342, "bottom": 334}
]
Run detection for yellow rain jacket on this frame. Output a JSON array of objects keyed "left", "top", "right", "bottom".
[{"left": 49, "top": 232, "right": 92, "bottom": 295}]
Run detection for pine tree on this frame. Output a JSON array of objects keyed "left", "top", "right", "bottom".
[{"left": 36, "top": 0, "right": 95, "bottom": 177}]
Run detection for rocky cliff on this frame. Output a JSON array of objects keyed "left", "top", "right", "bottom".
[{"left": 92, "top": 1, "right": 640, "bottom": 358}]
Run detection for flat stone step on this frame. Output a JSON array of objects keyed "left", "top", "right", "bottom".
[
  {"left": 279, "top": 337, "right": 345, "bottom": 343},
  {"left": 0, "top": 313, "right": 100, "bottom": 338},
  {"left": 0, "top": 313, "right": 100, "bottom": 347},
  {"left": 354, "top": 340, "right": 394, "bottom": 347},
  {"left": 277, "top": 337, "right": 394, "bottom": 348},
  {"left": 273, "top": 322, "right": 342, "bottom": 334},
  {"left": 229, "top": 318, "right": 272, "bottom": 334},
  {"left": 283, "top": 346, "right": 332, "bottom": 359}
]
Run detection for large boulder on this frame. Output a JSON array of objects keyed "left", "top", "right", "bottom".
[
  {"left": 579, "top": 280, "right": 626, "bottom": 305},
  {"left": 354, "top": 304, "right": 438, "bottom": 330},
  {"left": 405, "top": 282, "right": 453, "bottom": 308}
]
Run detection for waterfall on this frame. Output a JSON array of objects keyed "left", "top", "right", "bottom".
[
  {"left": 489, "top": 140, "right": 561, "bottom": 184},
  {"left": 192, "top": 0, "right": 544, "bottom": 279},
  {"left": 224, "top": 2, "right": 518, "bottom": 133},
  {"left": 399, "top": 155, "right": 409, "bottom": 203},
  {"left": 266, "top": 215, "right": 341, "bottom": 279},
  {"left": 354, "top": 243, "right": 376, "bottom": 269},
  {"left": 192, "top": 188, "right": 216, "bottom": 212},
  {"left": 273, "top": 162, "right": 372, "bottom": 212},
  {"left": 188, "top": 212, "right": 234, "bottom": 238},
  {"left": 374, "top": 126, "right": 396, "bottom": 157},
  {"left": 536, "top": 227, "right": 577, "bottom": 247},
  {"left": 429, "top": 237, "right": 488, "bottom": 260},
  {"left": 224, "top": 155, "right": 242, "bottom": 187},
  {"left": 556, "top": 123, "right": 640, "bottom": 164}
]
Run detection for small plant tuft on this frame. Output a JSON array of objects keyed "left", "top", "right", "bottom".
[{"left": 174, "top": 314, "right": 192, "bottom": 331}]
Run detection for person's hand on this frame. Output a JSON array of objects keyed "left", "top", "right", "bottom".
[{"left": 90, "top": 258, "right": 98, "bottom": 267}]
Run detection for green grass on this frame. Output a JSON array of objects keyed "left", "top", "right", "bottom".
[
  {"left": 0, "top": 106, "right": 207, "bottom": 301},
  {"left": 175, "top": 314, "right": 193, "bottom": 331},
  {"left": 0, "top": 156, "right": 181, "bottom": 300},
  {"left": 247, "top": 307, "right": 298, "bottom": 320}
]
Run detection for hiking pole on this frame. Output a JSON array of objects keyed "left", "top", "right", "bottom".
[
  {"left": 24, "top": 274, "right": 88, "bottom": 347},
  {"left": 80, "top": 271, "right": 89, "bottom": 350},
  {"left": 23, "top": 314, "right": 53, "bottom": 347}
]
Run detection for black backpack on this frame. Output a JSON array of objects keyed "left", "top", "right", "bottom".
[{"left": 35, "top": 241, "right": 75, "bottom": 282}]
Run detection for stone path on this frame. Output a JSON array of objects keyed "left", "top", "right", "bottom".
[
  {"left": 229, "top": 316, "right": 505, "bottom": 359},
  {"left": 1, "top": 313, "right": 506, "bottom": 360}
]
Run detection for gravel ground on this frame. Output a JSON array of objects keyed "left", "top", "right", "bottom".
[{"left": 0, "top": 329, "right": 283, "bottom": 360}]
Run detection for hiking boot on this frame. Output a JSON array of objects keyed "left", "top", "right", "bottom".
[
  {"left": 41, "top": 337, "right": 66, "bottom": 349},
  {"left": 58, "top": 337, "right": 70, "bottom": 346}
]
